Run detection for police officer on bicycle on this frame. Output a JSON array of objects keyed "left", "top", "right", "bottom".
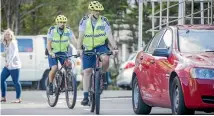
[
  {"left": 77, "top": 1, "right": 118, "bottom": 105},
  {"left": 47, "top": 15, "right": 77, "bottom": 95}
]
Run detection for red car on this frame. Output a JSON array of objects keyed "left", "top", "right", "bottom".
[{"left": 132, "top": 25, "right": 214, "bottom": 114}]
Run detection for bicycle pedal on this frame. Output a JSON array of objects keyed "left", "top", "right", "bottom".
[{"left": 82, "top": 104, "right": 90, "bottom": 106}]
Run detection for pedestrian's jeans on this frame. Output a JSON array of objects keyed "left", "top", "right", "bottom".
[{"left": 1, "top": 67, "right": 22, "bottom": 99}]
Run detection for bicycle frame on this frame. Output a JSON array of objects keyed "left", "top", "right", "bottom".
[
  {"left": 55, "top": 54, "right": 79, "bottom": 90},
  {"left": 46, "top": 53, "right": 79, "bottom": 108}
]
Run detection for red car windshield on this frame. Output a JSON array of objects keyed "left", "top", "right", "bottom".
[{"left": 178, "top": 29, "right": 214, "bottom": 53}]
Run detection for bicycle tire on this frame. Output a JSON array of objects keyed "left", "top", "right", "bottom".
[
  {"left": 95, "top": 70, "right": 101, "bottom": 114},
  {"left": 65, "top": 70, "right": 77, "bottom": 109},
  {"left": 46, "top": 74, "right": 60, "bottom": 107},
  {"left": 90, "top": 74, "right": 95, "bottom": 112}
]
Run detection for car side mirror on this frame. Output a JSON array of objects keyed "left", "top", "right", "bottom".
[{"left": 152, "top": 48, "right": 169, "bottom": 57}]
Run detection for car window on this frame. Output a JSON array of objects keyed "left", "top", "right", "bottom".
[
  {"left": 133, "top": 53, "right": 137, "bottom": 61},
  {"left": 143, "top": 40, "right": 152, "bottom": 52},
  {"left": 17, "top": 39, "right": 33, "bottom": 52},
  {"left": 127, "top": 53, "right": 136, "bottom": 61},
  {"left": 1, "top": 43, "right": 4, "bottom": 52},
  {"left": 158, "top": 29, "right": 173, "bottom": 48},
  {"left": 179, "top": 30, "right": 214, "bottom": 52},
  {"left": 1, "top": 38, "right": 33, "bottom": 52},
  {"left": 147, "top": 29, "right": 165, "bottom": 53}
]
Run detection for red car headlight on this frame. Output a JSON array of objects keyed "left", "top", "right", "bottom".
[{"left": 190, "top": 68, "right": 214, "bottom": 79}]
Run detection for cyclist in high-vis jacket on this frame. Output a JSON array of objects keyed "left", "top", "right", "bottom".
[
  {"left": 47, "top": 15, "right": 77, "bottom": 95},
  {"left": 77, "top": 1, "right": 118, "bottom": 105}
]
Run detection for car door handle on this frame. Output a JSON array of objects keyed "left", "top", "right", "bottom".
[
  {"left": 150, "top": 59, "right": 155, "bottom": 64},
  {"left": 29, "top": 55, "right": 32, "bottom": 59}
]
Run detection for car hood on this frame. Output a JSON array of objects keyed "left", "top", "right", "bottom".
[{"left": 180, "top": 52, "right": 214, "bottom": 67}]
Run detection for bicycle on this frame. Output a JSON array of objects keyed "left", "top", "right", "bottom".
[
  {"left": 46, "top": 53, "right": 79, "bottom": 109},
  {"left": 83, "top": 50, "right": 112, "bottom": 115}
]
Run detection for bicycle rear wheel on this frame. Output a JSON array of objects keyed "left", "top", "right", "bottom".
[
  {"left": 95, "top": 70, "right": 101, "bottom": 114},
  {"left": 65, "top": 71, "right": 77, "bottom": 109},
  {"left": 46, "top": 74, "right": 60, "bottom": 107}
]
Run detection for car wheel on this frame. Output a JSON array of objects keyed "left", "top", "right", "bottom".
[
  {"left": 132, "top": 76, "right": 151, "bottom": 114},
  {"left": 40, "top": 70, "right": 50, "bottom": 90},
  {"left": 171, "top": 76, "right": 195, "bottom": 115}
]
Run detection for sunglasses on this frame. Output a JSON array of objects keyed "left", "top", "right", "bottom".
[
  {"left": 59, "top": 22, "right": 66, "bottom": 24},
  {"left": 92, "top": 10, "right": 100, "bottom": 12}
]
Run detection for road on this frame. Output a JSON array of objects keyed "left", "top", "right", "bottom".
[{"left": 1, "top": 90, "right": 213, "bottom": 115}]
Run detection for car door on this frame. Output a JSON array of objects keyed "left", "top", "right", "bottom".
[
  {"left": 139, "top": 29, "right": 165, "bottom": 104},
  {"left": 137, "top": 41, "right": 151, "bottom": 100},
  {"left": 16, "top": 36, "right": 36, "bottom": 81},
  {"left": 34, "top": 35, "right": 49, "bottom": 82},
  {"left": 153, "top": 29, "right": 173, "bottom": 107}
]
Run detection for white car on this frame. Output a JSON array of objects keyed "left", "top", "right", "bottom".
[
  {"left": 116, "top": 52, "right": 137, "bottom": 89},
  {"left": 0, "top": 35, "right": 82, "bottom": 90}
]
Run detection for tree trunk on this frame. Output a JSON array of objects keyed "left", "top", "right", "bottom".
[
  {"left": 15, "top": 0, "right": 21, "bottom": 35},
  {"left": 11, "top": 15, "right": 15, "bottom": 31},
  {"left": 32, "top": 11, "right": 36, "bottom": 35},
  {"left": 6, "top": 0, "right": 11, "bottom": 29}
]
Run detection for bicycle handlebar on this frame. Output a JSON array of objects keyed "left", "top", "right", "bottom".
[
  {"left": 83, "top": 51, "right": 113, "bottom": 56},
  {"left": 55, "top": 54, "right": 80, "bottom": 59}
]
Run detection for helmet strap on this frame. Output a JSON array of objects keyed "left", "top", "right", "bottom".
[{"left": 92, "top": 15, "right": 98, "bottom": 20}]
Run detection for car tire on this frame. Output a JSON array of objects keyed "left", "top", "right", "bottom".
[
  {"left": 132, "top": 76, "right": 152, "bottom": 114},
  {"left": 40, "top": 69, "right": 50, "bottom": 90},
  {"left": 171, "top": 76, "right": 195, "bottom": 115}
]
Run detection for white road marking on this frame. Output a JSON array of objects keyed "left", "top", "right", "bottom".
[
  {"left": 1, "top": 97, "right": 131, "bottom": 110},
  {"left": 84, "top": 108, "right": 132, "bottom": 111}
]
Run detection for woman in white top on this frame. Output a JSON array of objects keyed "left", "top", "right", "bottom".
[{"left": 1, "top": 28, "right": 22, "bottom": 103}]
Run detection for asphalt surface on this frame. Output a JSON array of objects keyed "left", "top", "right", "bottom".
[{"left": 1, "top": 90, "right": 214, "bottom": 115}]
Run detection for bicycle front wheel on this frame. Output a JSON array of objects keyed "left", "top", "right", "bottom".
[
  {"left": 65, "top": 71, "right": 77, "bottom": 109},
  {"left": 95, "top": 70, "right": 101, "bottom": 114},
  {"left": 90, "top": 74, "right": 95, "bottom": 112},
  {"left": 46, "top": 75, "right": 60, "bottom": 107}
]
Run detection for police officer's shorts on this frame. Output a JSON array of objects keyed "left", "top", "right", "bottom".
[
  {"left": 82, "top": 45, "right": 109, "bottom": 70},
  {"left": 48, "top": 52, "right": 67, "bottom": 68}
]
